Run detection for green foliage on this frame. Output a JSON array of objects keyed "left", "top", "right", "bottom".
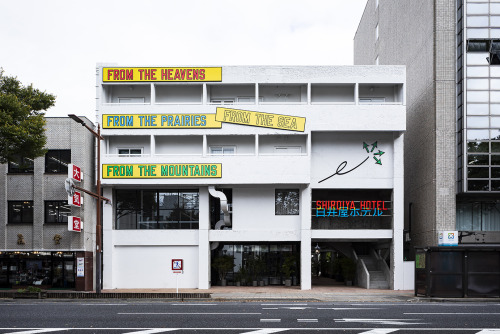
[
  {"left": 0, "top": 69, "right": 55, "bottom": 164},
  {"left": 17, "top": 286, "right": 42, "bottom": 293},
  {"left": 281, "top": 254, "right": 297, "bottom": 278},
  {"left": 212, "top": 255, "right": 235, "bottom": 281},
  {"left": 340, "top": 257, "right": 357, "bottom": 281}
]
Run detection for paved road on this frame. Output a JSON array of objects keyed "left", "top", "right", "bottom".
[{"left": 0, "top": 300, "right": 499, "bottom": 333}]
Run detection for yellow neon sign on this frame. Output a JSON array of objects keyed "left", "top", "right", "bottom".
[
  {"left": 102, "top": 67, "right": 222, "bottom": 82},
  {"left": 215, "top": 107, "right": 305, "bottom": 132},
  {"left": 102, "top": 114, "right": 222, "bottom": 129},
  {"left": 102, "top": 164, "right": 222, "bottom": 179}
]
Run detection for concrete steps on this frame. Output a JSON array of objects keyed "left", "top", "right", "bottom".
[{"left": 359, "top": 255, "right": 390, "bottom": 289}]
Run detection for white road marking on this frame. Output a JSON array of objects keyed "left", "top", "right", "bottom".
[
  {"left": 241, "top": 329, "right": 288, "bottom": 333},
  {"left": 405, "top": 313, "right": 500, "bottom": 315},
  {"left": 259, "top": 319, "right": 281, "bottom": 323},
  {"left": 261, "top": 303, "right": 308, "bottom": 306},
  {"left": 335, "top": 318, "right": 425, "bottom": 325},
  {"left": 171, "top": 304, "right": 218, "bottom": 306},
  {"left": 262, "top": 308, "right": 279, "bottom": 310},
  {"left": 297, "top": 319, "right": 318, "bottom": 323},
  {"left": 2, "top": 328, "right": 500, "bottom": 331},
  {"left": 358, "top": 330, "right": 399, "bottom": 334},
  {"left": 118, "top": 312, "right": 261, "bottom": 315},
  {"left": 123, "top": 330, "right": 178, "bottom": 334},
  {"left": 317, "top": 307, "right": 381, "bottom": 310},
  {"left": 80, "top": 304, "right": 126, "bottom": 306},
  {"left": 4, "top": 330, "right": 68, "bottom": 334}
]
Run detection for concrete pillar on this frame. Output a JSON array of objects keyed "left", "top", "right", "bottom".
[
  {"left": 198, "top": 187, "right": 210, "bottom": 289},
  {"left": 300, "top": 186, "right": 312, "bottom": 290},
  {"left": 102, "top": 186, "right": 114, "bottom": 289},
  {"left": 392, "top": 132, "right": 404, "bottom": 290}
]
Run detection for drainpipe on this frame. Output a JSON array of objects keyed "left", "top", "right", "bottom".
[{"left": 208, "top": 186, "right": 231, "bottom": 250}]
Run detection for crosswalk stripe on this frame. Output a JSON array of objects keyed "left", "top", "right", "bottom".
[
  {"left": 240, "top": 329, "right": 289, "bottom": 334},
  {"left": 476, "top": 330, "right": 500, "bottom": 334},
  {"left": 123, "top": 330, "right": 178, "bottom": 334},
  {"left": 5, "top": 330, "right": 68, "bottom": 334},
  {"left": 358, "top": 329, "right": 399, "bottom": 334}
]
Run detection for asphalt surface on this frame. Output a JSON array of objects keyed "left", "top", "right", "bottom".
[{"left": 0, "top": 300, "right": 499, "bottom": 333}]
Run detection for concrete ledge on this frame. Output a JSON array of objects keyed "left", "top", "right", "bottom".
[{"left": 0, "top": 292, "right": 210, "bottom": 299}]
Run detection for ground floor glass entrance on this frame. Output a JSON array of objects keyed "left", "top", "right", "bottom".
[
  {"left": 0, "top": 252, "right": 75, "bottom": 289},
  {"left": 211, "top": 243, "right": 300, "bottom": 286}
]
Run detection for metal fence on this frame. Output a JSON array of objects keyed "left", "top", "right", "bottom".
[{"left": 415, "top": 246, "right": 500, "bottom": 298}]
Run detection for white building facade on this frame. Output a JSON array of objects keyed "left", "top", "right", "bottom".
[{"left": 97, "top": 65, "right": 406, "bottom": 290}]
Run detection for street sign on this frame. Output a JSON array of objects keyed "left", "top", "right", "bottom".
[
  {"left": 68, "top": 164, "right": 82, "bottom": 182},
  {"left": 172, "top": 259, "right": 183, "bottom": 273},
  {"left": 68, "top": 216, "right": 82, "bottom": 232},
  {"left": 438, "top": 230, "right": 458, "bottom": 246},
  {"left": 77, "top": 257, "right": 85, "bottom": 277},
  {"left": 65, "top": 178, "right": 75, "bottom": 197},
  {"left": 68, "top": 191, "right": 82, "bottom": 207}
]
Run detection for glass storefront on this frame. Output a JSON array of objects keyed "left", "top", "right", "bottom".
[
  {"left": 211, "top": 243, "right": 300, "bottom": 286},
  {"left": 0, "top": 252, "right": 75, "bottom": 288}
]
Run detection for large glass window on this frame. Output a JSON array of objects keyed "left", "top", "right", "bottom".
[
  {"left": 275, "top": 189, "right": 299, "bottom": 215},
  {"left": 116, "top": 189, "right": 199, "bottom": 229},
  {"left": 457, "top": 202, "right": 500, "bottom": 231},
  {"left": 45, "top": 150, "right": 70, "bottom": 174},
  {"left": 45, "top": 201, "right": 71, "bottom": 223},
  {"left": 8, "top": 201, "right": 33, "bottom": 224},
  {"left": 8, "top": 156, "right": 34, "bottom": 173}
]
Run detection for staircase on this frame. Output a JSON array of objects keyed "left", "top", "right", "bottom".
[{"left": 358, "top": 255, "right": 389, "bottom": 289}]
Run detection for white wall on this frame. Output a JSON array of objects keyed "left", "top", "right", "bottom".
[
  {"left": 108, "top": 136, "right": 151, "bottom": 154},
  {"left": 232, "top": 186, "right": 301, "bottom": 232},
  {"left": 113, "top": 245, "right": 199, "bottom": 289},
  {"left": 206, "top": 135, "right": 255, "bottom": 154},
  {"left": 311, "top": 132, "right": 394, "bottom": 188},
  {"left": 155, "top": 135, "right": 203, "bottom": 155},
  {"left": 259, "top": 135, "right": 307, "bottom": 154}
]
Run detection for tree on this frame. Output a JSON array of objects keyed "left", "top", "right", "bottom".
[{"left": 0, "top": 69, "right": 55, "bottom": 164}]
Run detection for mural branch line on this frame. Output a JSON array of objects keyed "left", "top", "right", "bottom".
[{"left": 318, "top": 141, "right": 385, "bottom": 183}]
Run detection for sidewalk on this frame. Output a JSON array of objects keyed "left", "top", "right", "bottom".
[{"left": 101, "top": 286, "right": 416, "bottom": 302}]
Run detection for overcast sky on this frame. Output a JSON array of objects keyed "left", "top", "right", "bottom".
[{"left": 1, "top": 0, "right": 367, "bottom": 121}]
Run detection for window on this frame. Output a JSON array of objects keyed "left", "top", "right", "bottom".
[
  {"left": 45, "top": 201, "right": 71, "bottom": 223},
  {"left": 457, "top": 202, "right": 500, "bottom": 231},
  {"left": 118, "top": 148, "right": 142, "bottom": 157},
  {"left": 45, "top": 150, "right": 70, "bottom": 174},
  {"left": 115, "top": 189, "right": 199, "bottom": 230},
  {"left": 8, "top": 156, "right": 34, "bottom": 173},
  {"left": 359, "top": 97, "right": 386, "bottom": 103},
  {"left": 275, "top": 189, "right": 299, "bottom": 215},
  {"left": 118, "top": 97, "right": 145, "bottom": 103},
  {"left": 8, "top": 201, "right": 33, "bottom": 224},
  {"left": 274, "top": 146, "right": 302, "bottom": 155},
  {"left": 209, "top": 146, "right": 236, "bottom": 155}
]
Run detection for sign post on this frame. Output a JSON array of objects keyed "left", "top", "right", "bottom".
[{"left": 172, "top": 259, "right": 183, "bottom": 294}]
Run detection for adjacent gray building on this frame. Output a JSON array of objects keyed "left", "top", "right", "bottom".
[
  {"left": 0, "top": 117, "right": 96, "bottom": 290},
  {"left": 355, "top": 0, "right": 500, "bottom": 296}
]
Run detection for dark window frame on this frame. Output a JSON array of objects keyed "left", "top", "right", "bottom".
[
  {"left": 115, "top": 189, "right": 200, "bottom": 230},
  {"left": 8, "top": 156, "right": 34, "bottom": 173},
  {"left": 275, "top": 189, "right": 300, "bottom": 215},
  {"left": 45, "top": 150, "right": 71, "bottom": 174},
  {"left": 8, "top": 201, "right": 34, "bottom": 224},
  {"left": 44, "top": 201, "right": 71, "bottom": 224}
]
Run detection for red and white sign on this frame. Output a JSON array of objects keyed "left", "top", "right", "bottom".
[
  {"left": 172, "top": 259, "right": 183, "bottom": 273},
  {"left": 68, "top": 216, "right": 82, "bottom": 232},
  {"left": 68, "top": 164, "right": 82, "bottom": 182},
  {"left": 68, "top": 191, "right": 82, "bottom": 207}
]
